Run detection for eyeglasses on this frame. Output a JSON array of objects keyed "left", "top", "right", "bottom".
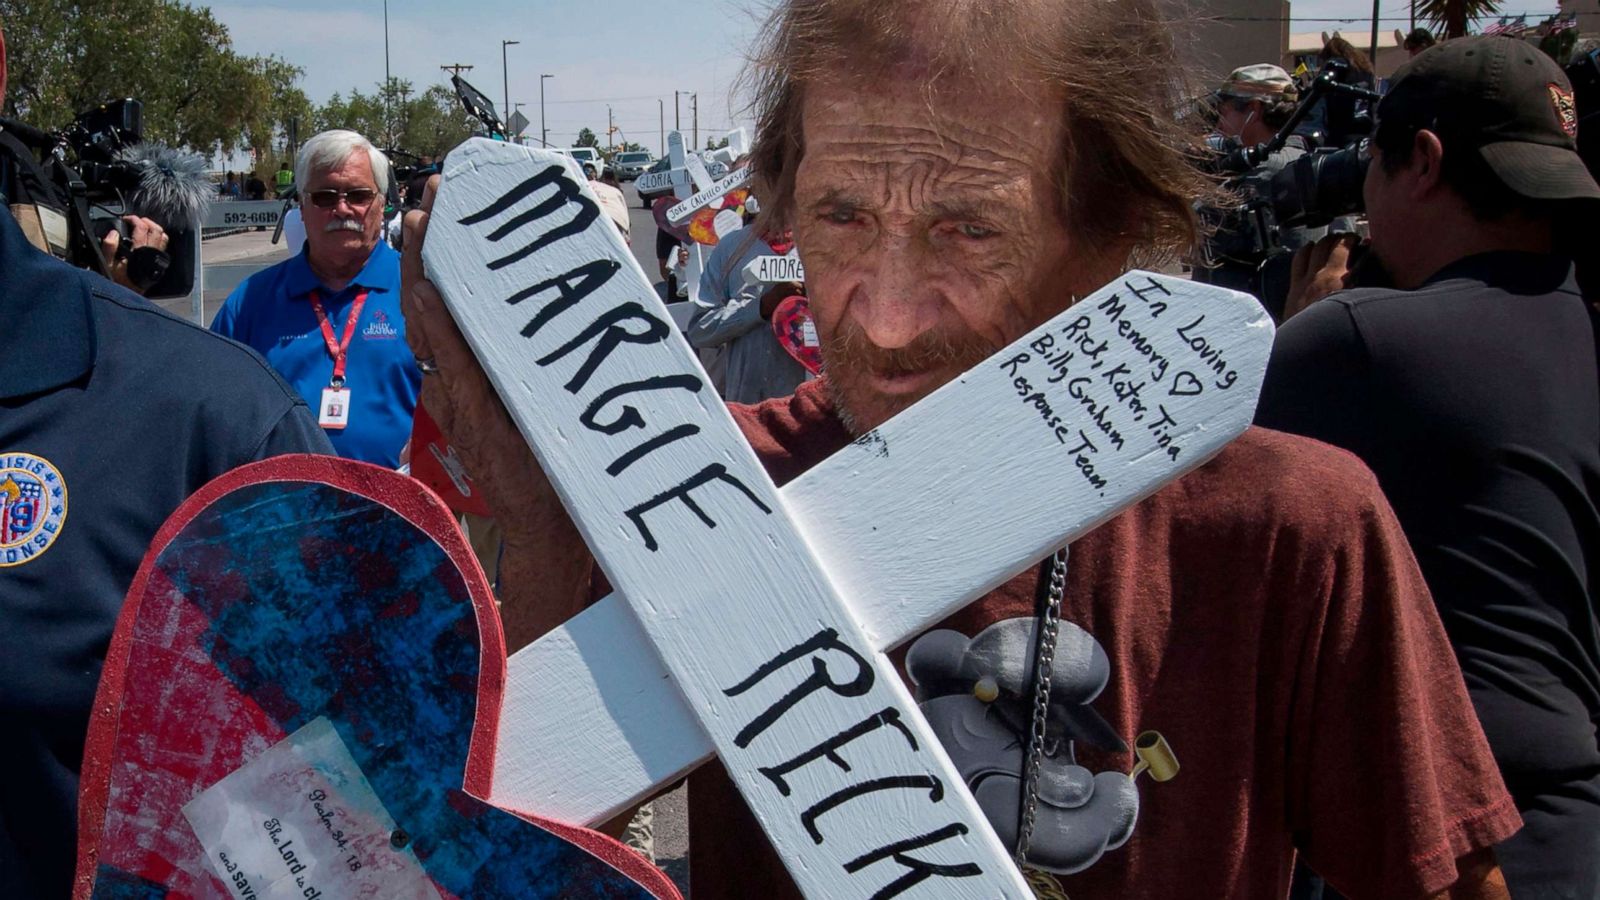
[{"left": 307, "top": 188, "right": 379, "bottom": 210}]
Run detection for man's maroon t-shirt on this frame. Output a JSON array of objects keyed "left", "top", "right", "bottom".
[{"left": 686, "top": 379, "right": 1521, "bottom": 900}]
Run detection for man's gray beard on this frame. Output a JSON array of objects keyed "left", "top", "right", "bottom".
[
  {"left": 820, "top": 325, "right": 999, "bottom": 437},
  {"left": 825, "top": 375, "right": 868, "bottom": 437}
]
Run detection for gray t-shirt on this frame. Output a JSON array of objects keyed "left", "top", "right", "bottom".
[{"left": 686, "top": 224, "right": 810, "bottom": 405}]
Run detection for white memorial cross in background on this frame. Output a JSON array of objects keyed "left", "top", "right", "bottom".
[
  {"left": 424, "top": 139, "right": 1274, "bottom": 898},
  {"left": 631, "top": 129, "right": 748, "bottom": 304}
]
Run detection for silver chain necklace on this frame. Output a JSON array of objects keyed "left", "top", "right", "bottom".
[{"left": 1015, "top": 545, "right": 1068, "bottom": 870}]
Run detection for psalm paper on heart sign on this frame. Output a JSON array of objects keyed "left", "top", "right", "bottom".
[{"left": 425, "top": 138, "right": 1274, "bottom": 899}]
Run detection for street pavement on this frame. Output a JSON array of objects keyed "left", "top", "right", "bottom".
[{"left": 155, "top": 183, "right": 693, "bottom": 896}]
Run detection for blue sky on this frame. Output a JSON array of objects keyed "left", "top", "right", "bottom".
[
  {"left": 210, "top": 0, "right": 767, "bottom": 157},
  {"left": 208, "top": 0, "right": 1564, "bottom": 158}
]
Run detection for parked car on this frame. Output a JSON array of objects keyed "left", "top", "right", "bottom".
[
  {"left": 551, "top": 146, "right": 605, "bottom": 177},
  {"left": 613, "top": 151, "right": 654, "bottom": 181}
]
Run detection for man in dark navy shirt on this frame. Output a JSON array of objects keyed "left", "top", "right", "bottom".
[
  {"left": 0, "top": 22, "right": 332, "bottom": 899},
  {"left": 211, "top": 129, "right": 419, "bottom": 468},
  {"left": 1257, "top": 37, "right": 1600, "bottom": 898}
]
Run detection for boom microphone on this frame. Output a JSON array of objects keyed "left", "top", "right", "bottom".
[{"left": 116, "top": 143, "right": 213, "bottom": 232}]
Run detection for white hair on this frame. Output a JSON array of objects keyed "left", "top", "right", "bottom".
[{"left": 295, "top": 129, "right": 390, "bottom": 194}]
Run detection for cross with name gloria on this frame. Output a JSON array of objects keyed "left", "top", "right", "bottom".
[{"left": 424, "top": 139, "right": 1274, "bottom": 898}]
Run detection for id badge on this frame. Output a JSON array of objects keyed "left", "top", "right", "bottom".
[{"left": 319, "top": 387, "right": 352, "bottom": 430}]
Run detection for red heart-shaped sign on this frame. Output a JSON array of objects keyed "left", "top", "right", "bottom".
[
  {"left": 75, "top": 455, "right": 678, "bottom": 900},
  {"left": 771, "top": 295, "right": 823, "bottom": 375}
]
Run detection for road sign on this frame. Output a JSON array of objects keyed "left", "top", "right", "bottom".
[
  {"left": 424, "top": 139, "right": 1273, "bottom": 898},
  {"left": 507, "top": 110, "right": 530, "bottom": 137}
]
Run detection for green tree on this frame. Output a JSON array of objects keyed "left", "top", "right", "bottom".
[
  {"left": 312, "top": 79, "right": 478, "bottom": 158},
  {"left": 1415, "top": 0, "right": 1501, "bottom": 38},
  {"left": 0, "top": 0, "right": 308, "bottom": 154},
  {"left": 705, "top": 136, "right": 730, "bottom": 151},
  {"left": 575, "top": 127, "right": 600, "bottom": 149}
]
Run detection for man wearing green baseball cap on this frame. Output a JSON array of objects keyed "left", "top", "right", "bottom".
[
  {"left": 1198, "top": 62, "right": 1316, "bottom": 315},
  {"left": 1259, "top": 35, "right": 1600, "bottom": 898}
]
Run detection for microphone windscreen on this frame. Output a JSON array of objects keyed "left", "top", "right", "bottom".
[{"left": 118, "top": 143, "right": 213, "bottom": 232}]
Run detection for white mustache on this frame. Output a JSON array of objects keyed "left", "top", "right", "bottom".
[{"left": 323, "top": 218, "right": 365, "bottom": 233}]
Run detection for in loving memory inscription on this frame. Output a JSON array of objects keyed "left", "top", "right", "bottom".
[
  {"left": 427, "top": 140, "right": 1031, "bottom": 899},
  {"left": 999, "top": 277, "right": 1247, "bottom": 494}
]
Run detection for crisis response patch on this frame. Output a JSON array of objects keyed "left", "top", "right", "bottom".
[{"left": 0, "top": 452, "right": 68, "bottom": 567}]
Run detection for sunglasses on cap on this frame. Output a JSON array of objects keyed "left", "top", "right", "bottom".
[{"left": 306, "top": 188, "right": 379, "bottom": 209}]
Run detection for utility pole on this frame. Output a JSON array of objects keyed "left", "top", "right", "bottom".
[
  {"left": 608, "top": 105, "right": 614, "bottom": 152},
  {"left": 674, "top": 91, "right": 681, "bottom": 131},
  {"left": 383, "top": 0, "right": 392, "bottom": 147},
  {"left": 540, "top": 74, "right": 553, "bottom": 148},
  {"left": 441, "top": 63, "right": 474, "bottom": 77},
  {"left": 659, "top": 99, "right": 665, "bottom": 157},
  {"left": 1368, "top": 0, "right": 1381, "bottom": 69},
  {"left": 501, "top": 40, "right": 520, "bottom": 130},
  {"left": 691, "top": 93, "right": 699, "bottom": 150}
]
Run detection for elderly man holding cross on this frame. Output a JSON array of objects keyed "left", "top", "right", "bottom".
[{"left": 400, "top": 1, "right": 1519, "bottom": 897}]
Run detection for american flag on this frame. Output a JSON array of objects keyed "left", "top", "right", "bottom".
[
  {"left": 1, "top": 477, "right": 42, "bottom": 544},
  {"left": 1546, "top": 14, "right": 1578, "bottom": 33},
  {"left": 1483, "top": 14, "right": 1529, "bottom": 35}
]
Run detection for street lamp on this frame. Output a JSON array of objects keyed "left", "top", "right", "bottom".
[
  {"left": 540, "top": 74, "right": 554, "bottom": 148},
  {"left": 382, "top": 0, "right": 392, "bottom": 145},
  {"left": 501, "top": 40, "right": 520, "bottom": 133}
]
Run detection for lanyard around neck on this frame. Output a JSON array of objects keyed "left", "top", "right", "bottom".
[{"left": 308, "top": 289, "right": 369, "bottom": 387}]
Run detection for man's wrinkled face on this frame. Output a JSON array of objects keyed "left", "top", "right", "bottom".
[
  {"left": 793, "top": 75, "right": 1100, "bottom": 434},
  {"left": 303, "top": 150, "right": 384, "bottom": 267}
]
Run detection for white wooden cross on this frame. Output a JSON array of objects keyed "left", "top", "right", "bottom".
[
  {"left": 639, "top": 129, "right": 746, "bottom": 304},
  {"left": 745, "top": 249, "right": 805, "bottom": 284},
  {"left": 423, "top": 139, "right": 1274, "bottom": 898}
]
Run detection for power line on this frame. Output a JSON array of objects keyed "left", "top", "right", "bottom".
[
  {"left": 1215, "top": 9, "right": 1556, "bottom": 20},
  {"left": 540, "top": 94, "right": 690, "bottom": 105}
]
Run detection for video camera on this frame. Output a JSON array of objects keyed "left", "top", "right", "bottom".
[
  {"left": 0, "top": 98, "right": 210, "bottom": 298},
  {"left": 1197, "top": 61, "right": 1382, "bottom": 315},
  {"left": 1208, "top": 59, "right": 1380, "bottom": 229}
]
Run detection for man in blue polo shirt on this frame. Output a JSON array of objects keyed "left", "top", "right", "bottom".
[
  {"left": 212, "top": 129, "right": 420, "bottom": 467},
  {"left": 0, "top": 21, "right": 334, "bottom": 898}
]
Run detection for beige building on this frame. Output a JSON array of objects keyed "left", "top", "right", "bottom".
[
  {"left": 1170, "top": 0, "right": 1292, "bottom": 91},
  {"left": 1177, "top": 0, "right": 1595, "bottom": 100},
  {"left": 1561, "top": 0, "right": 1600, "bottom": 36},
  {"left": 1286, "top": 29, "right": 1413, "bottom": 79}
]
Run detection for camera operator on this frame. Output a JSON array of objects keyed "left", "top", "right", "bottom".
[
  {"left": 0, "top": 108, "right": 183, "bottom": 296},
  {"left": 0, "top": 127, "right": 173, "bottom": 297},
  {"left": 96, "top": 213, "right": 169, "bottom": 293},
  {"left": 0, "top": 20, "right": 332, "bottom": 899},
  {"left": 1257, "top": 36, "right": 1600, "bottom": 898},
  {"left": 1196, "top": 64, "right": 1313, "bottom": 314},
  {"left": 1310, "top": 36, "right": 1377, "bottom": 147}
]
